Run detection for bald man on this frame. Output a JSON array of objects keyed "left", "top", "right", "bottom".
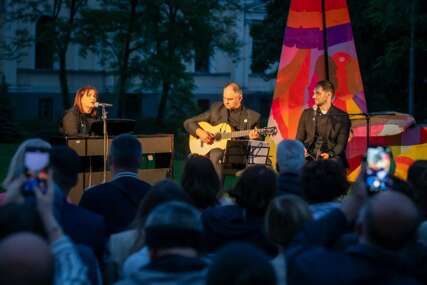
[
  {"left": 0, "top": 232, "right": 54, "bottom": 285},
  {"left": 357, "top": 191, "right": 419, "bottom": 250},
  {"left": 184, "top": 82, "right": 261, "bottom": 179},
  {"left": 287, "top": 191, "right": 422, "bottom": 285}
]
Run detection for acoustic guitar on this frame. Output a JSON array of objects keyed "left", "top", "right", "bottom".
[{"left": 189, "top": 121, "right": 277, "bottom": 155}]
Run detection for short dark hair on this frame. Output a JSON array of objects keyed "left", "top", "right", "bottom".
[
  {"left": 109, "top": 134, "right": 142, "bottom": 171},
  {"left": 229, "top": 165, "right": 277, "bottom": 215},
  {"left": 315, "top": 80, "right": 335, "bottom": 95},
  {"left": 0, "top": 203, "right": 47, "bottom": 240},
  {"left": 207, "top": 243, "right": 276, "bottom": 285},
  {"left": 301, "top": 160, "right": 349, "bottom": 204},
  {"left": 265, "top": 195, "right": 312, "bottom": 247},
  {"left": 144, "top": 201, "right": 202, "bottom": 251},
  {"left": 50, "top": 145, "right": 81, "bottom": 192},
  {"left": 181, "top": 155, "right": 221, "bottom": 209}
]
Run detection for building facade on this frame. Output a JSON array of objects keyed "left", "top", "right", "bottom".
[{"left": 0, "top": 0, "right": 275, "bottom": 125}]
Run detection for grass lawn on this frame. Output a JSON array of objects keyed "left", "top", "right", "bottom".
[{"left": 0, "top": 144, "right": 18, "bottom": 183}]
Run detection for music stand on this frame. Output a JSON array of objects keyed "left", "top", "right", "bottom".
[
  {"left": 90, "top": 119, "right": 136, "bottom": 136},
  {"left": 221, "top": 140, "right": 271, "bottom": 176}
]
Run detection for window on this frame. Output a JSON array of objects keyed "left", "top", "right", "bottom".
[
  {"left": 35, "top": 16, "right": 54, "bottom": 69},
  {"left": 38, "top": 98, "right": 53, "bottom": 121}
]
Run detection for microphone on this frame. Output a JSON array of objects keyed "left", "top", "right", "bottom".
[
  {"left": 312, "top": 105, "right": 318, "bottom": 121},
  {"left": 95, "top": 102, "right": 113, "bottom": 108}
]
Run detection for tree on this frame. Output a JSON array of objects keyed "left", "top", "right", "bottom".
[
  {"left": 6, "top": 0, "right": 88, "bottom": 109},
  {"left": 143, "top": 0, "right": 240, "bottom": 125},
  {"left": 78, "top": 0, "right": 146, "bottom": 117},
  {"left": 250, "top": 0, "right": 290, "bottom": 80},
  {"left": 364, "top": 0, "right": 427, "bottom": 119},
  {"left": 79, "top": 0, "right": 240, "bottom": 125}
]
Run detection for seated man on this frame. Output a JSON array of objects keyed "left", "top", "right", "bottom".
[
  {"left": 184, "top": 82, "right": 260, "bottom": 178},
  {"left": 296, "top": 80, "right": 350, "bottom": 168}
]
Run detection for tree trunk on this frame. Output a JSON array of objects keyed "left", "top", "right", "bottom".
[
  {"left": 117, "top": 0, "right": 138, "bottom": 118},
  {"left": 59, "top": 51, "right": 70, "bottom": 109},
  {"left": 156, "top": 79, "right": 170, "bottom": 126}
]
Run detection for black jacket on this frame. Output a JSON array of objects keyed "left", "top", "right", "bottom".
[
  {"left": 79, "top": 176, "right": 151, "bottom": 235},
  {"left": 183, "top": 102, "right": 261, "bottom": 136},
  {"left": 61, "top": 106, "right": 99, "bottom": 136},
  {"left": 296, "top": 105, "right": 350, "bottom": 166}
]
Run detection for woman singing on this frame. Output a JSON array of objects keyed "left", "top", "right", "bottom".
[{"left": 62, "top": 86, "right": 99, "bottom": 136}]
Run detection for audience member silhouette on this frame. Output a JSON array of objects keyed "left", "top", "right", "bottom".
[
  {"left": 80, "top": 134, "right": 151, "bottom": 234},
  {"left": 202, "top": 165, "right": 278, "bottom": 256},
  {"left": 115, "top": 201, "right": 207, "bottom": 285},
  {"left": 181, "top": 155, "right": 221, "bottom": 210},
  {"left": 301, "top": 160, "right": 349, "bottom": 219},
  {"left": 276, "top": 140, "right": 305, "bottom": 197}
]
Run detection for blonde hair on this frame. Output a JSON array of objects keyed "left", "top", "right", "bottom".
[{"left": 2, "top": 138, "right": 51, "bottom": 188}]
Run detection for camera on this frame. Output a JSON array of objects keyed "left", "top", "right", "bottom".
[
  {"left": 21, "top": 147, "right": 50, "bottom": 196},
  {"left": 365, "top": 146, "right": 392, "bottom": 193}
]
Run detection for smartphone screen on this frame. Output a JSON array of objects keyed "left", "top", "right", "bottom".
[
  {"left": 365, "top": 146, "right": 392, "bottom": 192},
  {"left": 22, "top": 148, "right": 50, "bottom": 195}
]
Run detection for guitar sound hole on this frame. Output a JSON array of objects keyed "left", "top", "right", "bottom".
[{"left": 214, "top": 133, "right": 222, "bottom": 140}]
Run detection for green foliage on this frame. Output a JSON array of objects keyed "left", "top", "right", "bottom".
[
  {"left": 78, "top": 0, "right": 240, "bottom": 123},
  {"left": 250, "top": 0, "right": 290, "bottom": 79},
  {"left": 6, "top": 0, "right": 89, "bottom": 109}
]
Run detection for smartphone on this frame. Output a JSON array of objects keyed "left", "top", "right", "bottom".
[
  {"left": 21, "top": 147, "right": 50, "bottom": 196},
  {"left": 365, "top": 146, "right": 392, "bottom": 193}
]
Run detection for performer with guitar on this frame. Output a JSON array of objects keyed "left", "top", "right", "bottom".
[
  {"left": 184, "top": 82, "right": 266, "bottom": 179},
  {"left": 296, "top": 80, "right": 351, "bottom": 169}
]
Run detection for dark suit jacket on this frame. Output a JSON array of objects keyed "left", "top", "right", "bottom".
[
  {"left": 296, "top": 105, "right": 350, "bottom": 166},
  {"left": 57, "top": 199, "right": 107, "bottom": 259},
  {"left": 183, "top": 102, "right": 261, "bottom": 136},
  {"left": 79, "top": 176, "right": 151, "bottom": 235}
]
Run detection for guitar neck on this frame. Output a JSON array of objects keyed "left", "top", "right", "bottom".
[{"left": 221, "top": 129, "right": 253, "bottom": 139}]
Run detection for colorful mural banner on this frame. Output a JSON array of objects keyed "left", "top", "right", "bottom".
[
  {"left": 268, "top": 0, "right": 366, "bottom": 173},
  {"left": 267, "top": 0, "right": 427, "bottom": 179}
]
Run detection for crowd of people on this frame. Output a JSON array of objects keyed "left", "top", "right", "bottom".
[{"left": 1, "top": 134, "right": 427, "bottom": 285}]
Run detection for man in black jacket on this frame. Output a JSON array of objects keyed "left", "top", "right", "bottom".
[
  {"left": 79, "top": 134, "right": 151, "bottom": 234},
  {"left": 184, "top": 82, "right": 261, "bottom": 178},
  {"left": 296, "top": 80, "right": 350, "bottom": 168}
]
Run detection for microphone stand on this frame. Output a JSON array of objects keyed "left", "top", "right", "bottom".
[
  {"left": 344, "top": 112, "right": 397, "bottom": 147},
  {"left": 101, "top": 105, "right": 108, "bottom": 183}
]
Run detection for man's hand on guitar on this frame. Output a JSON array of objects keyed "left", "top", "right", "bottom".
[
  {"left": 320, "top": 152, "right": 330, "bottom": 160},
  {"left": 196, "top": 128, "right": 214, "bottom": 144},
  {"left": 248, "top": 128, "right": 260, "bottom": 140}
]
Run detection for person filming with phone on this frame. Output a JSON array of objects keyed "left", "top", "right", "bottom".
[{"left": 296, "top": 80, "right": 351, "bottom": 169}]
